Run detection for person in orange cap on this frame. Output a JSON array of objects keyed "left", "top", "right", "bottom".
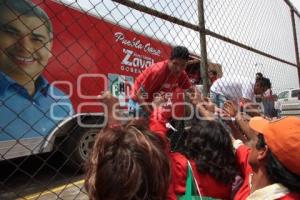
[{"left": 233, "top": 116, "right": 300, "bottom": 200}]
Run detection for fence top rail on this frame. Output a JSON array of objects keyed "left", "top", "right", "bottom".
[
  {"left": 112, "top": 0, "right": 298, "bottom": 68},
  {"left": 284, "top": 0, "right": 300, "bottom": 18}
]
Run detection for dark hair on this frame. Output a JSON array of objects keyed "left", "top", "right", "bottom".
[
  {"left": 209, "top": 70, "right": 218, "bottom": 76},
  {"left": 85, "top": 121, "right": 171, "bottom": 200},
  {"left": 0, "top": 0, "right": 52, "bottom": 35},
  {"left": 256, "top": 134, "right": 300, "bottom": 192},
  {"left": 180, "top": 120, "right": 238, "bottom": 184},
  {"left": 170, "top": 46, "right": 189, "bottom": 60},
  {"left": 256, "top": 77, "right": 271, "bottom": 89},
  {"left": 264, "top": 78, "right": 271, "bottom": 89},
  {"left": 256, "top": 72, "right": 263, "bottom": 79}
]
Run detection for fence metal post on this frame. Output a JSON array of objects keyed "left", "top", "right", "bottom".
[
  {"left": 197, "top": 0, "right": 209, "bottom": 96},
  {"left": 291, "top": 9, "right": 300, "bottom": 86}
]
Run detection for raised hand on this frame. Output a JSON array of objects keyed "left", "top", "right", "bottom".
[{"left": 223, "top": 100, "right": 238, "bottom": 118}]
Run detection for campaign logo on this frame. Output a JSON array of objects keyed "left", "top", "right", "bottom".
[{"left": 108, "top": 74, "right": 134, "bottom": 106}]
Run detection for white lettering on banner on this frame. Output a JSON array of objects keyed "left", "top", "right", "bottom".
[
  {"left": 121, "top": 65, "right": 142, "bottom": 74},
  {"left": 122, "top": 49, "right": 133, "bottom": 66},
  {"left": 144, "top": 43, "right": 160, "bottom": 55},
  {"left": 121, "top": 48, "right": 154, "bottom": 69},
  {"left": 115, "top": 32, "right": 161, "bottom": 56}
]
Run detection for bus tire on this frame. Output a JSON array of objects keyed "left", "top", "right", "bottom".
[{"left": 62, "top": 127, "right": 100, "bottom": 171}]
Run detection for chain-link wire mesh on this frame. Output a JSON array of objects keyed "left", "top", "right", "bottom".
[
  {"left": 205, "top": 0, "right": 296, "bottom": 64},
  {"left": 0, "top": 0, "right": 300, "bottom": 199},
  {"left": 294, "top": 11, "right": 300, "bottom": 65}
]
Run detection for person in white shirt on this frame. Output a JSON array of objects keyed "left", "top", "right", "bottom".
[{"left": 210, "top": 76, "right": 269, "bottom": 108}]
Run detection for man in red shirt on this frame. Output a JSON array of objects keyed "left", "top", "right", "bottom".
[
  {"left": 234, "top": 116, "right": 300, "bottom": 200},
  {"left": 129, "top": 46, "right": 193, "bottom": 131}
]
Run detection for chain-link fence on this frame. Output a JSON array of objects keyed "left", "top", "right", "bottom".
[{"left": 0, "top": 0, "right": 300, "bottom": 199}]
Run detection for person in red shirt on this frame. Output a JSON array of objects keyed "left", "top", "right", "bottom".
[
  {"left": 224, "top": 111, "right": 300, "bottom": 199},
  {"left": 168, "top": 119, "right": 239, "bottom": 200},
  {"left": 236, "top": 117, "right": 300, "bottom": 200},
  {"left": 129, "top": 46, "right": 193, "bottom": 119}
]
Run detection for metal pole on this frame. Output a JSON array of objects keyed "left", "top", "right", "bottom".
[
  {"left": 291, "top": 9, "right": 300, "bottom": 86},
  {"left": 197, "top": 0, "right": 209, "bottom": 96}
]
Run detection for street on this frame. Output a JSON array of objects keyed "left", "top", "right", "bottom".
[{"left": 0, "top": 153, "right": 88, "bottom": 200}]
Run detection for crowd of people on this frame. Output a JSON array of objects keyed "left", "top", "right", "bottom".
[{"left": 85, "top": 46, "right": 300, "bottom": 200}]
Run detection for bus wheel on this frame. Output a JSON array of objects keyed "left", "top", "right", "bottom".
[{"left": 63, "top": 127, "right": 100, "bottom": 171}]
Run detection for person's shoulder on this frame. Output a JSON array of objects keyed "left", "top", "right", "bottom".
[
  {"left": 139, "top": 60, "right": 167, "bottom": 75},
  {"left": 152, "top": 60, "right": 168, "bottom": 71},
  {"left": 171, "top": 151, "right": 186, "bottom": 159},
  {"left": 236, "top": 144, "right": 250, "bottom": 154},
  {"left": 171, "top": 152, "right": 187, "bottom": 166},
  {"left": 171, "top": 152, "right": 188, "bottom": 176},
  {"left": 0, "top": 71, "right": 16, "bottom": 96},
  {"left": 264, "top": 88, "right": 272, "bottom": 96},
  {"left": 235, "top": 144, "right": 251, "bottom": 166}
]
